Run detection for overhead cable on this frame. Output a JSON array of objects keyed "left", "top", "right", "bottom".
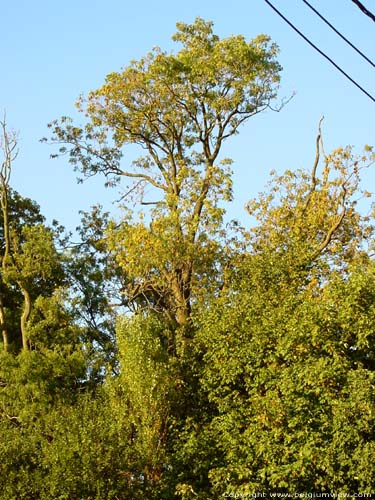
[
  {"left": 263, "top": 0, "right": 375, "bottom": 104},
  {"left": 351, "top": 0, "right": 375, "bottom": 23},
  {"left": 302, "top": 0, "right": 375, "bottom": 69}
]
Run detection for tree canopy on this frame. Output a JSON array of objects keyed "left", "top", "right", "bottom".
[{"left": 48, "top": 17, "right": 282, "bottom": 333}]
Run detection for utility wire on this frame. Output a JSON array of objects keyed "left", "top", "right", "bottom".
[
  {"left": 302, "top": 0, "right": 375, "bottom": 69},
  {"left": 351, "top": 0, "right": 375, "bottom": 23},
  {"left": 263, "top": 0, "right": 375, "bottom": 104}
]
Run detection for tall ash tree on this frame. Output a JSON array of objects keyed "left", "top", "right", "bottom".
[{"left": 47, "top": 17, "right": 282, "bottom": 339}]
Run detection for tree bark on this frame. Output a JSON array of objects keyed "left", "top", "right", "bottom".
[
  {"left": 19, "top": 284, "right": 31, "bottom": 351},
  {"left": 0, "top": 294, "right": 8, "bottom": 351}
]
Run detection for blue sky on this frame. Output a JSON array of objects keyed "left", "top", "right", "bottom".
[{"left": 1, "top": 0, "right": 374, "bottom": 232}]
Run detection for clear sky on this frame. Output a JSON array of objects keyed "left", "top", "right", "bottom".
[{"left": 1, "top": 0, "right": 374, "bottom": 232}]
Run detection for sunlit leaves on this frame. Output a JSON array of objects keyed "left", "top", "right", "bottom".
[
  {"left": 115, "top": 314, "right": 177, "bottom": 485},
  {"left": 246, "top": 145, "right": 375, "bottom": 274}
]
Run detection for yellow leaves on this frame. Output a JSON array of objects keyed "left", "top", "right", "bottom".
[
  {"left": 49, "top": 18, "right": 284, "bottom": 331},
  {"left": 109, "top": 218, "right": 173, "bottom": 277},
  {"left": 246, "top": 142, "right": 375, "bottom": 273},
  {"left": 78, "top": 16, "right": 281, "bottom": 158}
]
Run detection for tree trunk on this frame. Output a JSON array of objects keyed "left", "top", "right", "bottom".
[
  {"left": 171, "top": 265, "right": 192, "bottom": 330},
  {"left": 0, "top": 294, "right": 8, "bottom": 351},
  {"left": 19, "top": 284, "right": 31, "bottom": 351}
]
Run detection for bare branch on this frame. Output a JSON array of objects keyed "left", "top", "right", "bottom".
[
  {"left": 301, "top": 116, "right": 325, "bottom": 216},
  {"left": 310, "top": 182, "right": 347, "bottom": 261},
  {"left": 118, "top": 169, "right": 168, "bottom": 192}
]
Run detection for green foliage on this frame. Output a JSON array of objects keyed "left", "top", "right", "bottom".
[
  {"left": 0, "top": 188, "right": 67, "bottom": 351},
  {"left": 33, "top": 394, "right": 134, "bottom": 500},
  {"left": 64, "top": 206, "right": 122, "bottom": 376},
  {"left": 0, "top": 349, "right": 85, "bottom": 422},
  {"left": 0, "top": 350, "right": 143, "bottom": 500},
  {"left": 198, "top": 260, "right": 375, "bottom": 493},
  {"left": 26, "top": 294, "right": 81, "bottom": 350},
  {"left": 0, "top": 380, "right": 135, "bottom": 499},
  {"left": 194, "top": 147, "right": 375, "bottom": 495},
  {"left": 116, "top": 314, "right": 176, "bottom": 484}
]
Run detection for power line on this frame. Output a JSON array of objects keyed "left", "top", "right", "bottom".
[
  {"left": 302, "top": 0, "right": 375, "bottom": 69},
  {"left": 263, "top": 0, "right": 375, "bottom": 104},
  {"left": 351, "top": 0, "right": 375, "bottom": 23}
]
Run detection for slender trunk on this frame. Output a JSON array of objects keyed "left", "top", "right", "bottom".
[
  {"left": 0, "top": 161, "right": 10, "bottom": 352},
  {"left": 19, "top": 284, "right": 31, "bottom": 351},
  {"left": 1, "top": 179, "right": 10, "bottom": 267},
  {"left": 0, "top": 294, "right": 8, "bottom": 351},
  {"left": 0, "top": 120, "right": 18, "bottom": 351}
]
